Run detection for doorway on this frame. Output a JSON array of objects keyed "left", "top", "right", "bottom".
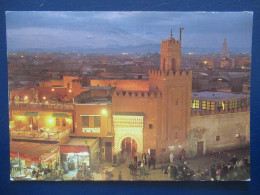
[
  {"left": 121, "top": 137, "right": 138, "bottom": 159},
  {"left": 197, "top": 141, "right": 204, "bottom": 157},
  {"left": 105, "top": 142, "right": 112, "bottom": 162}
]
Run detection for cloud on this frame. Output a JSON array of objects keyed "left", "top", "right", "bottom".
[{"left": 5, "top": 11, "right": 253, "bottom": 52}]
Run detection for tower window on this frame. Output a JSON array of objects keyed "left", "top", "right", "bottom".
[
  {"left": 216, "top": 136, "right": 220, "bottom": 141},
  {"left": 149, "top": 124, "right": 153, "bottom": 129}
]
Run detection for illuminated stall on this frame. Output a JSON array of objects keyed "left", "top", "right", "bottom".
[
  {"left": 60, "top": 138, "right": 92, "bottom": 173},
  {"left": 10, "top": 142, "right": 59, "bottom": 174}
]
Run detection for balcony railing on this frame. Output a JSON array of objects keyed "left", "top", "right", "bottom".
[
  {"left": 10, "top": 128, "right": 70, "bottom": 141},
  {"left": 9, "top": 100, "right": 74, "bottom": 111}
]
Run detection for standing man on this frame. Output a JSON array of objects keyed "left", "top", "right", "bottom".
[{"left": 170, "top": 152, "right": 174, "bottom": 164}]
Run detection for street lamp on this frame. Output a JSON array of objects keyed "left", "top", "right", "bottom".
[{"left": 101, "top": 109, "right": 107, "bottom": 115}]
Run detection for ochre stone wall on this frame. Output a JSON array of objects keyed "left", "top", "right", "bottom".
[
  {"left": 190, "top": 111, "right": 250, "bottom": 156},
  {"left": 112, "top": 92, "right": 162, "bottom": 154}
]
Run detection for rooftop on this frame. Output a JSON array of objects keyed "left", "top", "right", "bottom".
[
  {"left": 75, "top": 96, "right": 111, "bottom": 105},
  {"left": 192, "top": 91, "right": 249, "bottom": 101}
]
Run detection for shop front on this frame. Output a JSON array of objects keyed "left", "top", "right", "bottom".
[{"left": 60, "top": 144, "right": 90, "bottom": 179}]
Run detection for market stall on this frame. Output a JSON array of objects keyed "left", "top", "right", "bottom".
[{"left": 10, "top": 142, "right": 59, "bottom": 180}]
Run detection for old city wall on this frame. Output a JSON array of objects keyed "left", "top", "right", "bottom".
[
  {"left": 112, "top": 91, "right": 162, "bottom": 154},
  {"left": 190, "top": 109, "right": 250, "bottom": 157},
  {"left": 90, "top": 79, "right": 149, "bottom": 92}
]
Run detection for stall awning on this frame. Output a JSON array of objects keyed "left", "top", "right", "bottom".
[
  {"left": 10, "top": 142, "right": 58, "bottom": 164},
  {"left": 25, "top": 112, "right": 39, "bottom": 116},
  {"left": 52, "top": 113, "right": 68, "bottom": 117},
  {"left": 60, "top": 145, "right": 88, "bottom": 154}
]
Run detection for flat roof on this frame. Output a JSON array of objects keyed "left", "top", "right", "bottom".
[
  {"left": 192, "top": 91, "right": 249, "bottom": 101},
  {"left": 75, "top": 96, "right": 112, "bottom": 105}
]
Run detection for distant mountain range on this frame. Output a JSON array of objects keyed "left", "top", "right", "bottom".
[{"left": 7, "top": 44, "right": 251, "bottom": 54}]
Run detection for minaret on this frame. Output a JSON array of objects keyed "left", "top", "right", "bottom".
[
  {"left": 160, "top": 29, "right": 181, "bottom": 72},
  {"left": 222, "top": 39, "right": 229, "bottom": 58}
]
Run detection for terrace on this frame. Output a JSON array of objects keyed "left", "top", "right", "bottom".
[
  {"left": 9, "top": 100, "right": 74, "bottom": 111},
  {"left": 10, "top": 128, "right": 70, "bottom": 144}
]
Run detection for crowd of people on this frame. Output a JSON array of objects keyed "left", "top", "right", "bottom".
[
  {"left": 11, "top": 162, "right": 63, "bottom": 181},
  {"left": 127, "top": 153, "right": 157, "bottom": 180},
  {"left": 208, "top": 155, "right": 250, "bottom": 181}
]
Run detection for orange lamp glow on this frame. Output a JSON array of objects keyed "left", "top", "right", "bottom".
[
  {"left": 43, "top": 96, "right": 46, "bottom": 100},
  {"left": 69, "top": 89, "right": 72, "bottom": 93},
  {"left": 51, "top": 88, "right": 55, "bottom": 92}
]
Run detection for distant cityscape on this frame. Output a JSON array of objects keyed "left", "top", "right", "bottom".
[{"left": 8, "top": 39, "right": 251, "bottom": 93}]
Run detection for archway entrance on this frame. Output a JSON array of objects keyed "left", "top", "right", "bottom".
[{"left": 121, "top": 137, "right": 138, "bottom": 159}]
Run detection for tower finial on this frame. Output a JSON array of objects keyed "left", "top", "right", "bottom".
[{"left": 170, "top": 28, "right": 173, "bottom": 37}]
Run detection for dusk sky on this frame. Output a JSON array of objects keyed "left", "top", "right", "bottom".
[{"left": 6, "top": 11, "right": 253, "bottom": 53}]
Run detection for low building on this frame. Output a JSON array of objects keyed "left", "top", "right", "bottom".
[{"left": 191, "top": 91, "right": 249, "bottom": 111}]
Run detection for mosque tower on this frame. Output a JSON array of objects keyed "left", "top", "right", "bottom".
[{"left": 149, "top": 28, "right": 192, "bottom": 150}]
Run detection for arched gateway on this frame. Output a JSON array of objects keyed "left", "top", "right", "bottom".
[{"left": 113, "top": 112, "right": 144, "bottom": 154}]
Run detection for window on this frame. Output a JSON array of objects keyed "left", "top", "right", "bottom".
[
  {"left": 149, "top": 124, "right": 153, "bottom": 129},
  {"left": 237, "top": 99, "right": 241, "bottom": 108},
  {"left": 94, "top": 116, "right": 101, "bottom": 127},
  {"left": 210, "top": 102, "right": 215, "bottom": 111},
  {"left": 191, "top": 100, "right": 200, "bottom": 109},
  {"left": 202, "top": 101, "right": 206, "bottom": 110},
  {"left": 216, "top": 136, "right": 220, "bottom": 141},
  {"left": 229, "top": 100, "right": 236, "bottom": 109},
  {"left": 62, "top": 118, "right": 66, "bottom": 126},
  {"left": 206, "top": 101, "right": 210, "bottom": 110},
  {"left": 223, "top": 101, "right": 228, "bottom": 110},
  {"left": 56, "top": 118, "right": 60, "bottom": 126},
  {"left": 82, "top": 116, "right": 89, "bottom": 127}
]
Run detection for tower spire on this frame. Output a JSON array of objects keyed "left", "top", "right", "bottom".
[{"left": 170, "top": 28, "right": 173, "bottom": 37}]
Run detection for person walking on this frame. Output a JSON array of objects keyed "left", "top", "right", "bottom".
[
  {"left": 211, "top": 165, "right": 216, "bottom": 181},
  {"left": 148, "top": 155, "right": 152, "bottom": 170},
  {"left": 118, "top": 171, "right": 122, "bottom": 181},
  {"left": 129, "top": 161, "right": 134, "bottom": 175}
]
